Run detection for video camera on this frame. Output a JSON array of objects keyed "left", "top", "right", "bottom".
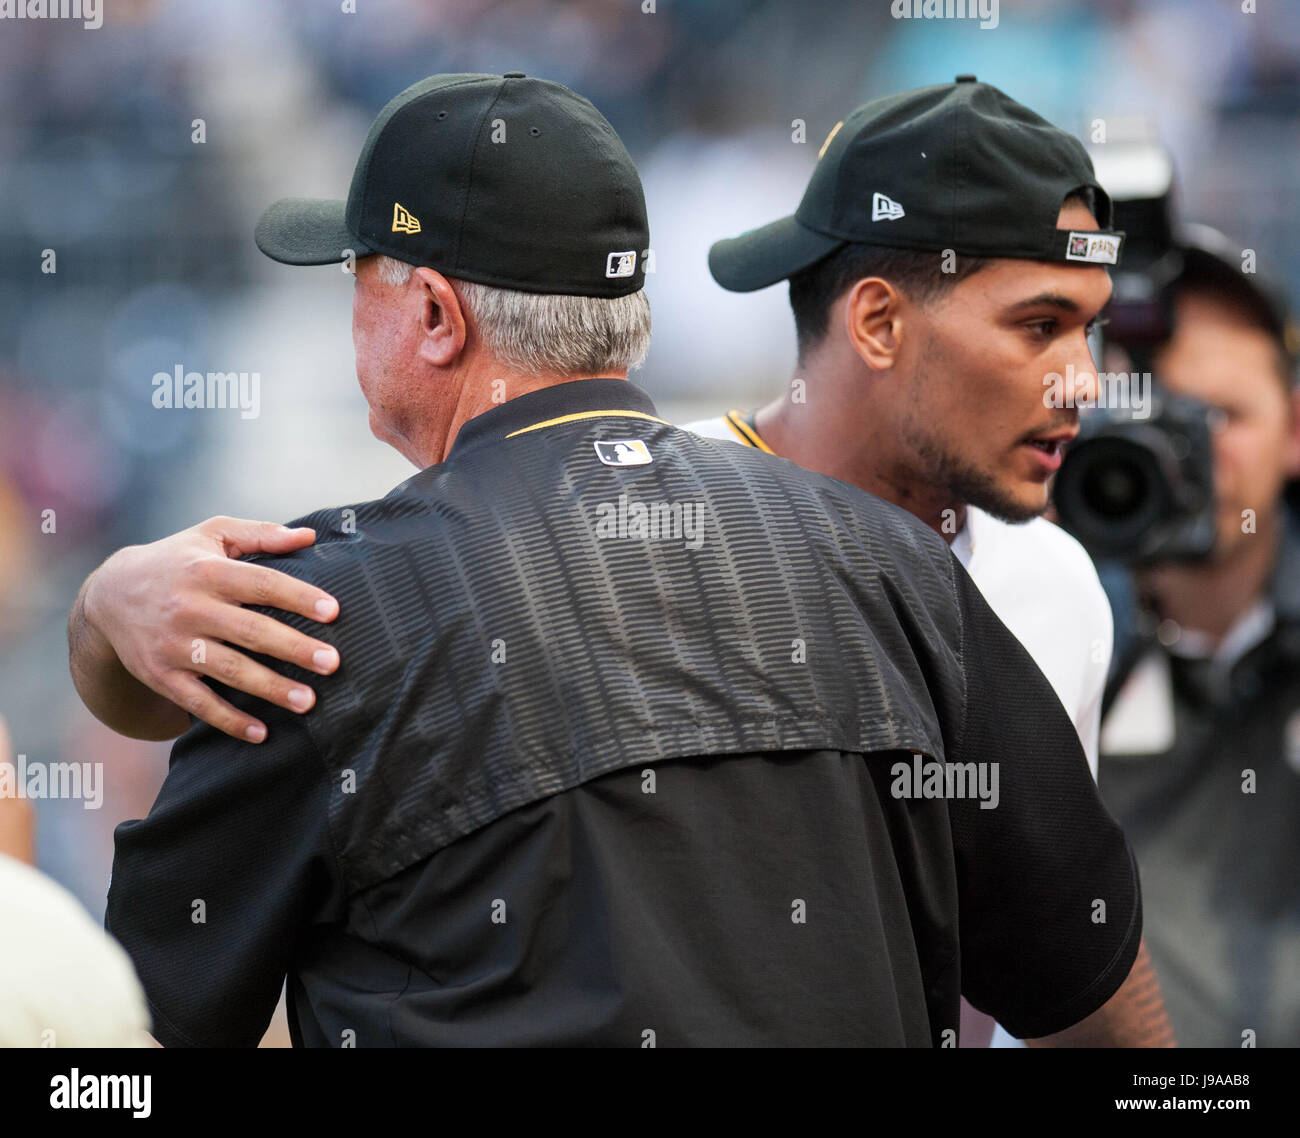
[{"left": 1052, "top": 136, "right": 1219, "bottom": 564}]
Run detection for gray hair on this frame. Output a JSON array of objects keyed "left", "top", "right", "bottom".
[{"left": 374, "top": 255, "right": 650, "bottom": 376}]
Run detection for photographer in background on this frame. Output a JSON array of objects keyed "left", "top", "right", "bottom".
[{"left": 1095, "top": 229, "right": 1300, "bottom": 1047}]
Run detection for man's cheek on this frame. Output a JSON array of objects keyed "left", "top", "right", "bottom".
[{"left": 1224, "top": 424, "right": 1274, "bottom": 475}]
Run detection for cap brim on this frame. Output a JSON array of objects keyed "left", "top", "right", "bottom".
[
  {"left": 254, "top": 197, "right": 373, "bottom": 265},
  {"left": 708, "top": 214, "right": 844, "bottom": 292}
]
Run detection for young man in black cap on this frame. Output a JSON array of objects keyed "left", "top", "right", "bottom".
[
  {"left": 687, "top": 75, "right": 1144, "bottom": 1047},
  {"left": 70, "top": 72, "right": 1158, "bottom": 1047},
  {"left": 697, "top": 75, "right": 1117, "bottom": 782}
]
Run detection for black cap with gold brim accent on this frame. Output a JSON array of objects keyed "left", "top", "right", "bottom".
[
  {"left": 255, "top": 72, "right": 650, "bottom": 299},
  {"left": 709, "top": 75, "right": 1124, "bottom": 292}
]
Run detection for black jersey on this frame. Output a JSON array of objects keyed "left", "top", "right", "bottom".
[{"left": 106, "top": 377, "right": 1139, "bottom": 1047}]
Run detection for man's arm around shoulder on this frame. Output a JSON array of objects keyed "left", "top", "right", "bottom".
[
  {"left": 68, "top": 516, "right": 341, "bottom": 743},
  {"left": 105, "top": 676, "right": 344, "bottom": 1047}
]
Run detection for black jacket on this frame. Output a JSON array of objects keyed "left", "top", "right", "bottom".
[{"left": 107, "top": 378, "right": 1140, "bottom": 1047}]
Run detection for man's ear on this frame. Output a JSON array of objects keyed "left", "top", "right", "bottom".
[
  {"left": 412, "top": 268, "right": 467, "bottom": 368},
  {"left": 842, "top": 277, "right": 904, "bottom": 371}
]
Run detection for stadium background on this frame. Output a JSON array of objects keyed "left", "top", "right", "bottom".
[{"left": 1, "top": 0, "right": 1297, "bottom": 1045}]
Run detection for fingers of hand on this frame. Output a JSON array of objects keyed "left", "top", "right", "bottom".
[
  {"left": 203, "top": 600, "right": 338, "bottom": 675},
  {"left": 189, "top": 642, "right": 316, "bottom": 717},
  {"left": 205, "top": 515, "right": 319, "bottom": 559},
  {"left": 166, "top": 673, "right": 269, "bottom": 743},
  {"left": 204, "top": 560, "right": 340, "bottom": 629}
]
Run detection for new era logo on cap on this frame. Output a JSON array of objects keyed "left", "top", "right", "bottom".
[
  {"left": 872, "top": 192, "right": 905, "bottom": 222},
  {"left": 392, "top": 202, "right": 421, "bottom": 234},
  {"left": 606, "top": 250, "right": 637, "bottom": 278},
  {"left": 1065, "top": 231, "right": 1120, "bottom": 265}
]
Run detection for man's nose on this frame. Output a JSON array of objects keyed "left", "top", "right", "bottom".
[{"left": 1069, "top": 340, "right": 1100, "bottom": 405}]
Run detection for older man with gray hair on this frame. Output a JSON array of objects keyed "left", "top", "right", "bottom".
[{"left": 85, "top": 73, "right": 1151, "bottom": 1048}]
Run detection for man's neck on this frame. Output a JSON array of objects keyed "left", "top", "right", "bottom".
[
  {"left": 421, "top": 369, "right": 630, "bottom": 466},
  {"left": 1139, "top": 519, "right": 1281, "bottom": 646},
  {"left": 751, "top": 381, "right": 967, "bottom": 543}
]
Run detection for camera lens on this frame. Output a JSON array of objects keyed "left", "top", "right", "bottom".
[
  {"left": 1055, "top": 435, "right": 1167, "bottom": 557},
  {"left": 1082, "top": 455, "right": 1145, "bottom": 519}
]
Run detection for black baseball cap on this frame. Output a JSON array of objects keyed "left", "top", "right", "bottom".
[
  {"left": 255, "top": 72, "right": 649, "bottom": 298},
  {"left": 710, "top": 75, "right": 1124, "bottom": 292}
]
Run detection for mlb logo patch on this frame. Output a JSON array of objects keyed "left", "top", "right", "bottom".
[
  {"left": 594, "top": 439, "right": 652, "bottom": 466},
  {"left": 606, "top": 250, "right": 637, "bottom": 278}
]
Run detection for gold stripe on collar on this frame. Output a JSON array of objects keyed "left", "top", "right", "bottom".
[
  {"left": 725, "top": 410, "right": 775, "bottom": 454},
  {"left": 505, "top": 409, "right": 670, "bottom": 439}
]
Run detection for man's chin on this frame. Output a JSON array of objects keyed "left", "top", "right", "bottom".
[
  {"left": 954, "top": 471, "right": 1050, "bottom": 526},
  {"left": 367, "top": 410, "right": 395, "bottom": 448},
  {"left": 971, "top": 495, "right": 1047, "bottom": 525},
  {"left": 921, "top": 441, "right": 1050, "bottom": 526}
]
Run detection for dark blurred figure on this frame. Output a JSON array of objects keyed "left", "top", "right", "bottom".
[{"left": 1098, "top": 231, "right": 1300, "bottom": 1047}]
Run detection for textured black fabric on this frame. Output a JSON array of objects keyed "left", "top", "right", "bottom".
[
  {"left": 289, "top": 750, "right": 943, "bottom": 1047},
  {"left": 951, "top": 578, "right": 1142, "bottom": 1038},
  {"left": 106, "top": 378, "right": 1140, "bottom": 1047},
  {"left": 106, "top": 709, "right": 342, "bottom": 1048}
]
